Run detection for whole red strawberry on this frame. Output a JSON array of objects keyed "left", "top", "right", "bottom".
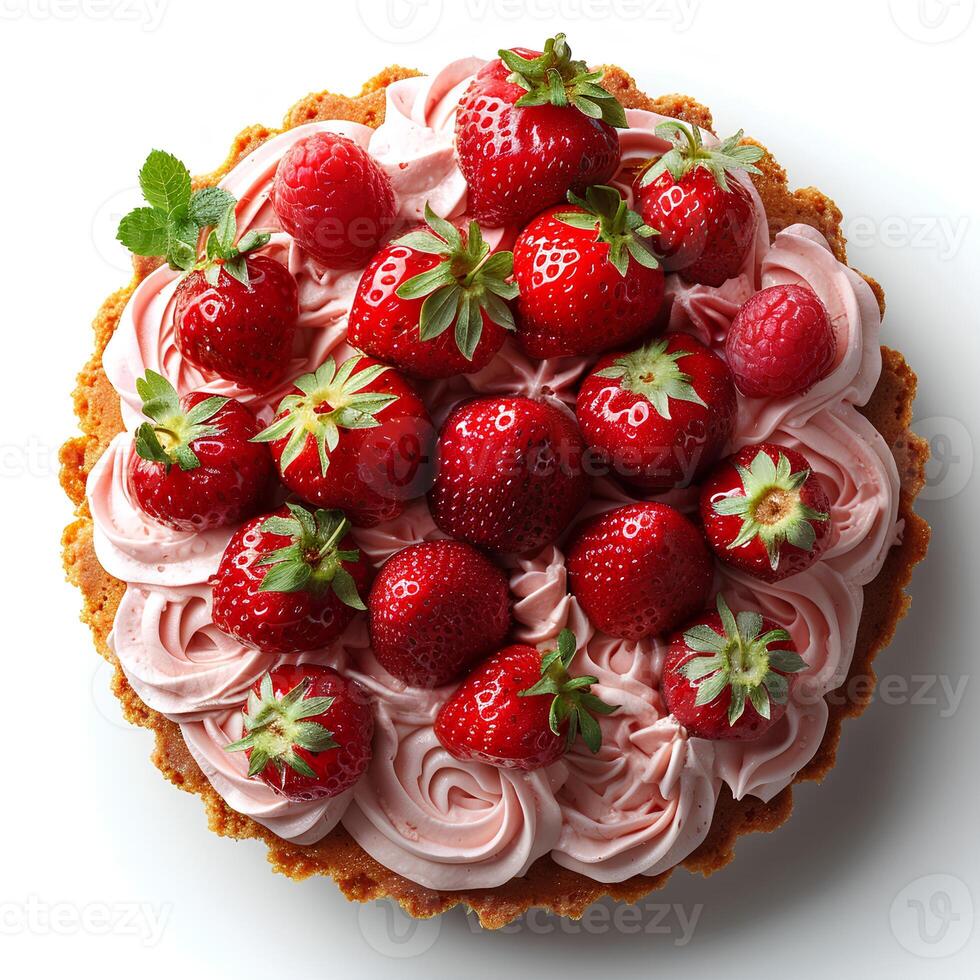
[
  {"left": 700, "top": 443, "right": 832, "bottom": 582},
  {"left": 513, "top": 185, "right": 664, "bottom": 358},
  {"left": 116, "top": 150, "right": 298, "bottom": 392},
  {"left": 661, "top": 594, "right": 808, "bottom": 741},
  {"left": 212, "top": 504, "right": 371, "bottom": 654},
  {"left": 428, "top": 396, "right": 591, "bottom": 554},
  {"left": 455, "top": 34, "right": 625, "bottom": 228},
  {"left": 226, "top": 665, "right": 373, "bottom": 801},
  {"left": 634, "top": 121, "right": 764, "bottom": 287},
  {"left": 434, "top": 629, "right": 618, "bottom": 771},
  {"left": 726, "top": 284, "right": 837, "bottom": 398},
  {"left": 254, "top": 355, "right": 433, "bottom": 527},
  {"left": 272, "top": 131, "right": 396, "bottom": 269},
  {"left": 173, "top": 251, "right": 298, "bottom": 392},
  {"left": 567, "top": 503, "right": 713, "bottom": 641},
  {"left": 348, "top": 205, "right": 516, "bottom": 379},
  {"left": 368, "top": 540, "right": 512, "bottom": 688},
  {"left": 128, "top": 372, "right": 274, "bottom": 531},
  {"left": 576, "top": 334, "right": 737, "bottom": 491}
]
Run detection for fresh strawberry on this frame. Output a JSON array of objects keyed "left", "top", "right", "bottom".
[
  {"left": 434, "top": 629, "right": 617, "bottom": 771},
  {"left": 225, "top": 665, "right": 373, "bottom": 801},
  {"left": 368, "top": 540, "right": 512, "bottom": 688},
  {"left": 726, "top": 284, "right": 837, "bottom": 398},
  {"left": 661, "top": 594, "right": 808, "bottom": 740},
  {"left": 272, "top": 131, "right": 396, "bottom": 269},
  {"left": 212, "top": 504, "right": 371, "bottom": 654},
  {"left": 348, "top": 205, "right": 517, "bottom": 380},
  {"left": 455, "top": 33, "right": 625, "bottom": 228},
  {"left": 513, "top": 185, "right": 664, "bottom": 358},
  {"left": 700, "top": 443, "right": 832, "bottom": 582},
  {"left": 117, "top": 150, "right": 298, "bottom": 392},
  {"left": 128, "top": 372, "right": 274, "bottom": 531},
  {"left": 253, "top": 355, "right": 432, "bottom": 527},
  {"left": 428, "top": 395, "right": 591, "bottom": 554},
  {"left": 567, "top": 503, "right": 712, "bottom": 641},
  {"left": 634, "top": 121, "right": 764, "bottom": 287},
  {"left": 576, "top": 334, "right": 737, "bottom": 491}
]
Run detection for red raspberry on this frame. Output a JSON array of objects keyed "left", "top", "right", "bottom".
[
  {"left": 273, "top": 132, "right": 397, "bottom": 269},
  {"left": 726, "top": 284, "right": 837, "bottom": 398}
]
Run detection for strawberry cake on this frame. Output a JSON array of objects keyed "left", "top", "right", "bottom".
[{"left": 62, "top": 36, "right": 930, "bottom": 928}]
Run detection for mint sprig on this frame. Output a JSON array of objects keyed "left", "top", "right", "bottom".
[
  {"left": 117, "top": 149, "right": 271, "bottom": 285},
  {"left": 118, "top": 150, "right": 236, "bottom": 271}
]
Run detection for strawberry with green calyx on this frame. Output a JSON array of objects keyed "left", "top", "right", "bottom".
[
  {"left": 434, "top": 630, "right": 619, "bottom": 771},
  {"left": 700, "top": 443, "right": 832, "bottom": 583},
  {"left": 455, "top": 33, "right": 625, "bottom": 227},
  {"left": 127, "top": 371, "right": 274, "bottom": 532},
  {"left": 117, "top": 149, "right": 298, "bottom": 392},
  {"left": 513, "top": 185, "right": 665, "bottom": 358},
  {"left": 499, "top": 34, "right": 628, "bottom": 127},
  {"left": 576, "top": 333, "right": 737, "bottom": 492},
  {"left": 253, "top": 355, "right": 432, "bottom": 527},
  {"left": 348, "top": 204, "right": 517, "bottom": 380},
  {"left": 634, "top": 121, "right": 765, "bottom": 287},
  {"left": 661, "top": 594, "right": 808, "bottom": 741},
  {"left": 225, "top": 665, "right": 374, "bottom": 801},
  {"left": 211, "top": 503, "right": 372, "bottom": 654}
]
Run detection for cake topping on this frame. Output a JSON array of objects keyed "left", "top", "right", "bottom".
[
  {"left": 428, "top": 395, "right": 591, "bottom": 554},
  {"left": 226, "top": 665, "right": 374, "bottom": 802},
  {"left": 567, "top": 502, "right": 713, "bottom": 641},
  {"left": 211, "top": 504, "right": 371, "bottom": 654},
  {"left": 133, "top": 371, "right": 229, "bottom": 472},
  {"left": 498, "top": 32, "right": 627, "bottom": 128},
  {"left": 349, "top": 204, "right": 517, "bottom": 379},
  {"left": 511, "top": 186, "right": 664, "bottom": 359},
  {"left": 726, "top": 283, "right": 838, "bottom": 398},
  {"left": 367, "top": 540, "right": 512, "bottom": 688},
  {"left": 577, "top": 334, "right": 737, "bottom": 491},
  {"left": 272, "top": 131, "right": 397, "bottom": 270},
  {"left": 633, "top": 121, "right": 765, "bottom": 287},
  {"left": 700, "top": 443, "right": 832, "bottom": 581},
  {"left": 661, "top": 594, "right": 808, "bottom": 740},
  {"left": 254, "top": 355, "right": 432, "bottom": 528},
  {"left": 128, "top": 372, "right": 274, "bottom": 533},
  {"left": 434, "top": 629, "right": 619, "bottom": 771},
  {"left": 456, "top": 34, "right": 624, "bottom": 226}
]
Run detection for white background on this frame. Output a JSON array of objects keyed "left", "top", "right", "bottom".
[{"left": 0, "top": 0, "right": 977, "bottom": 976}]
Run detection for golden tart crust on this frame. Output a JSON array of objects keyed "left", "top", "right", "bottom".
[{"left": 61, "top": 65, "right": 930, "bottom": 929}]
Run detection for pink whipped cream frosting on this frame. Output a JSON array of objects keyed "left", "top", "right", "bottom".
[{"left": 93, "top": 57, "right": 901, "bottom": 889}]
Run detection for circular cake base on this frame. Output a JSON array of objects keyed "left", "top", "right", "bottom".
[{"left": 61, "top": 65, "right": 930, "bottom": 929}]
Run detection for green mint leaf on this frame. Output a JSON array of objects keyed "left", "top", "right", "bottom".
[
  {"left": 189, "top": 186, "right": 236, "bottom": 227},
  {"left": 139, "top": 150, "right": 192, "bottom": 217},
  {"left": 116, "top": 208, "right": 170, "bottom": 257}
]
